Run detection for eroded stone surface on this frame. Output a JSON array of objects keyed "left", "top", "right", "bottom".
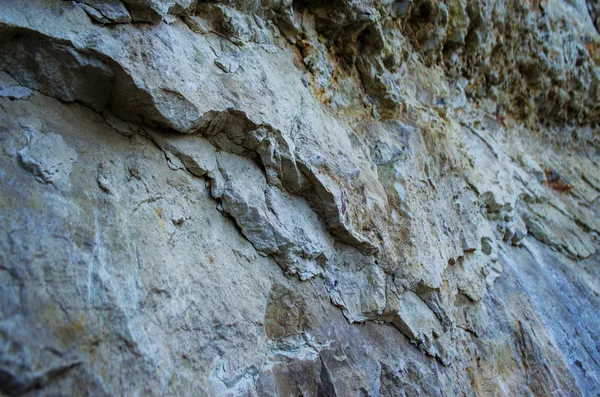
[
  {"left": 0, "top": 0, "right": 598, "bottom": 395},
  {"left": 17, "top": 132, "right": 77, "bottom": 188}
]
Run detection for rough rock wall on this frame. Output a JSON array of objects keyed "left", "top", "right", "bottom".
[{"left": 0, "top": 0, "right": 599, "bottom": 395}]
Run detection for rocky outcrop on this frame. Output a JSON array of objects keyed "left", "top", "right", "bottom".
[{"left": 0, "top": 0, "right": 598, "bottom": 395}]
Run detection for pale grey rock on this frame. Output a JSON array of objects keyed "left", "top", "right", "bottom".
[
  {"left": 0, "top": 72, "right": 33, "bottom": 100},
  {"left": 214, "top": 57, "right": 240, "bottom": 73},
  {"left": 147, "top": 130, "right": 217, "bottom": 177},
  {"left": 392, "top": 291, "right": 446, "bottom": 359},
  {"left": 0, "top": 0, "right": 598, "bottom": 395},
  {"left": 0, "top": 86, "right": 32, "bottom": 101},
  {"left": 0, "top": 71, "right": 33, "bottom": 100},
  {"left": 121, "top": 0, "right": 196, "bottom": 22},
  {"left": 522, "top": 202, "right": 596, "bottom": 259},
  {"left": 0, "top": 316, "right": 81, "bottom": 396},
  {"left": 211, "top": 151, "right": 334, "bottom": 279},
  {"left": 76, "top": 0, "right": 132, "bottom": 24},
  {"left": 78, "top": 3, "right": 111, "bottom": 24},
  {"left": 197, "top": 3, "right": 257, "bottom": 45},
  {"left": 17, "top": 132, "right": 77, "bottom": 188},
  {"left": 327, "top": 246, "right": 387, "bottom": 323},
  {"left": 0, "top": 33, "right": 113, "bottom": 112}
]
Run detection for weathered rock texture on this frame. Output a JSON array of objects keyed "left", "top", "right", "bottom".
[{"left": 0, "top": 0, "right": 599, "bottom": 395}]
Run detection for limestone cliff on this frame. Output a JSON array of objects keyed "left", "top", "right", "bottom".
[{"left": 0, "top": 0, "right": 599, "bottom": 395}]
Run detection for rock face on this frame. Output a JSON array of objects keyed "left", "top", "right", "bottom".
[{"left": 0, "top": 0, "right": 599, "bottom": 395}]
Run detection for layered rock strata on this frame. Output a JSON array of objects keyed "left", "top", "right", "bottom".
[{"left": 0, "top": 0, "right": 599, "bottom": 395}]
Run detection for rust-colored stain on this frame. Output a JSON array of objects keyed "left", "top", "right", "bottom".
[
  {"left": 75, "top": 314, "right": 85, "bottom": 332},
  {"left": 586, "top": 42, "right": 600, "bottom": 66},
  {"left": 155, "top": 207, "right": 166, "bottom": 233},
  {"left": 312, "top": 84, "right": 330, "bottom": 105},
  {"left": 493, "top": 111, "right": 507, "bottom": 127},
  {"left": 544, "top": 169, "right": 573, "bottom": 194},
  {"left": 206, "top": 255, "right": 215, "bottom": 264}
]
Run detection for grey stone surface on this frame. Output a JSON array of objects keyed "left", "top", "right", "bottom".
[{"left": 0, "top": 0, "right": 598, "bottom": 395}]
